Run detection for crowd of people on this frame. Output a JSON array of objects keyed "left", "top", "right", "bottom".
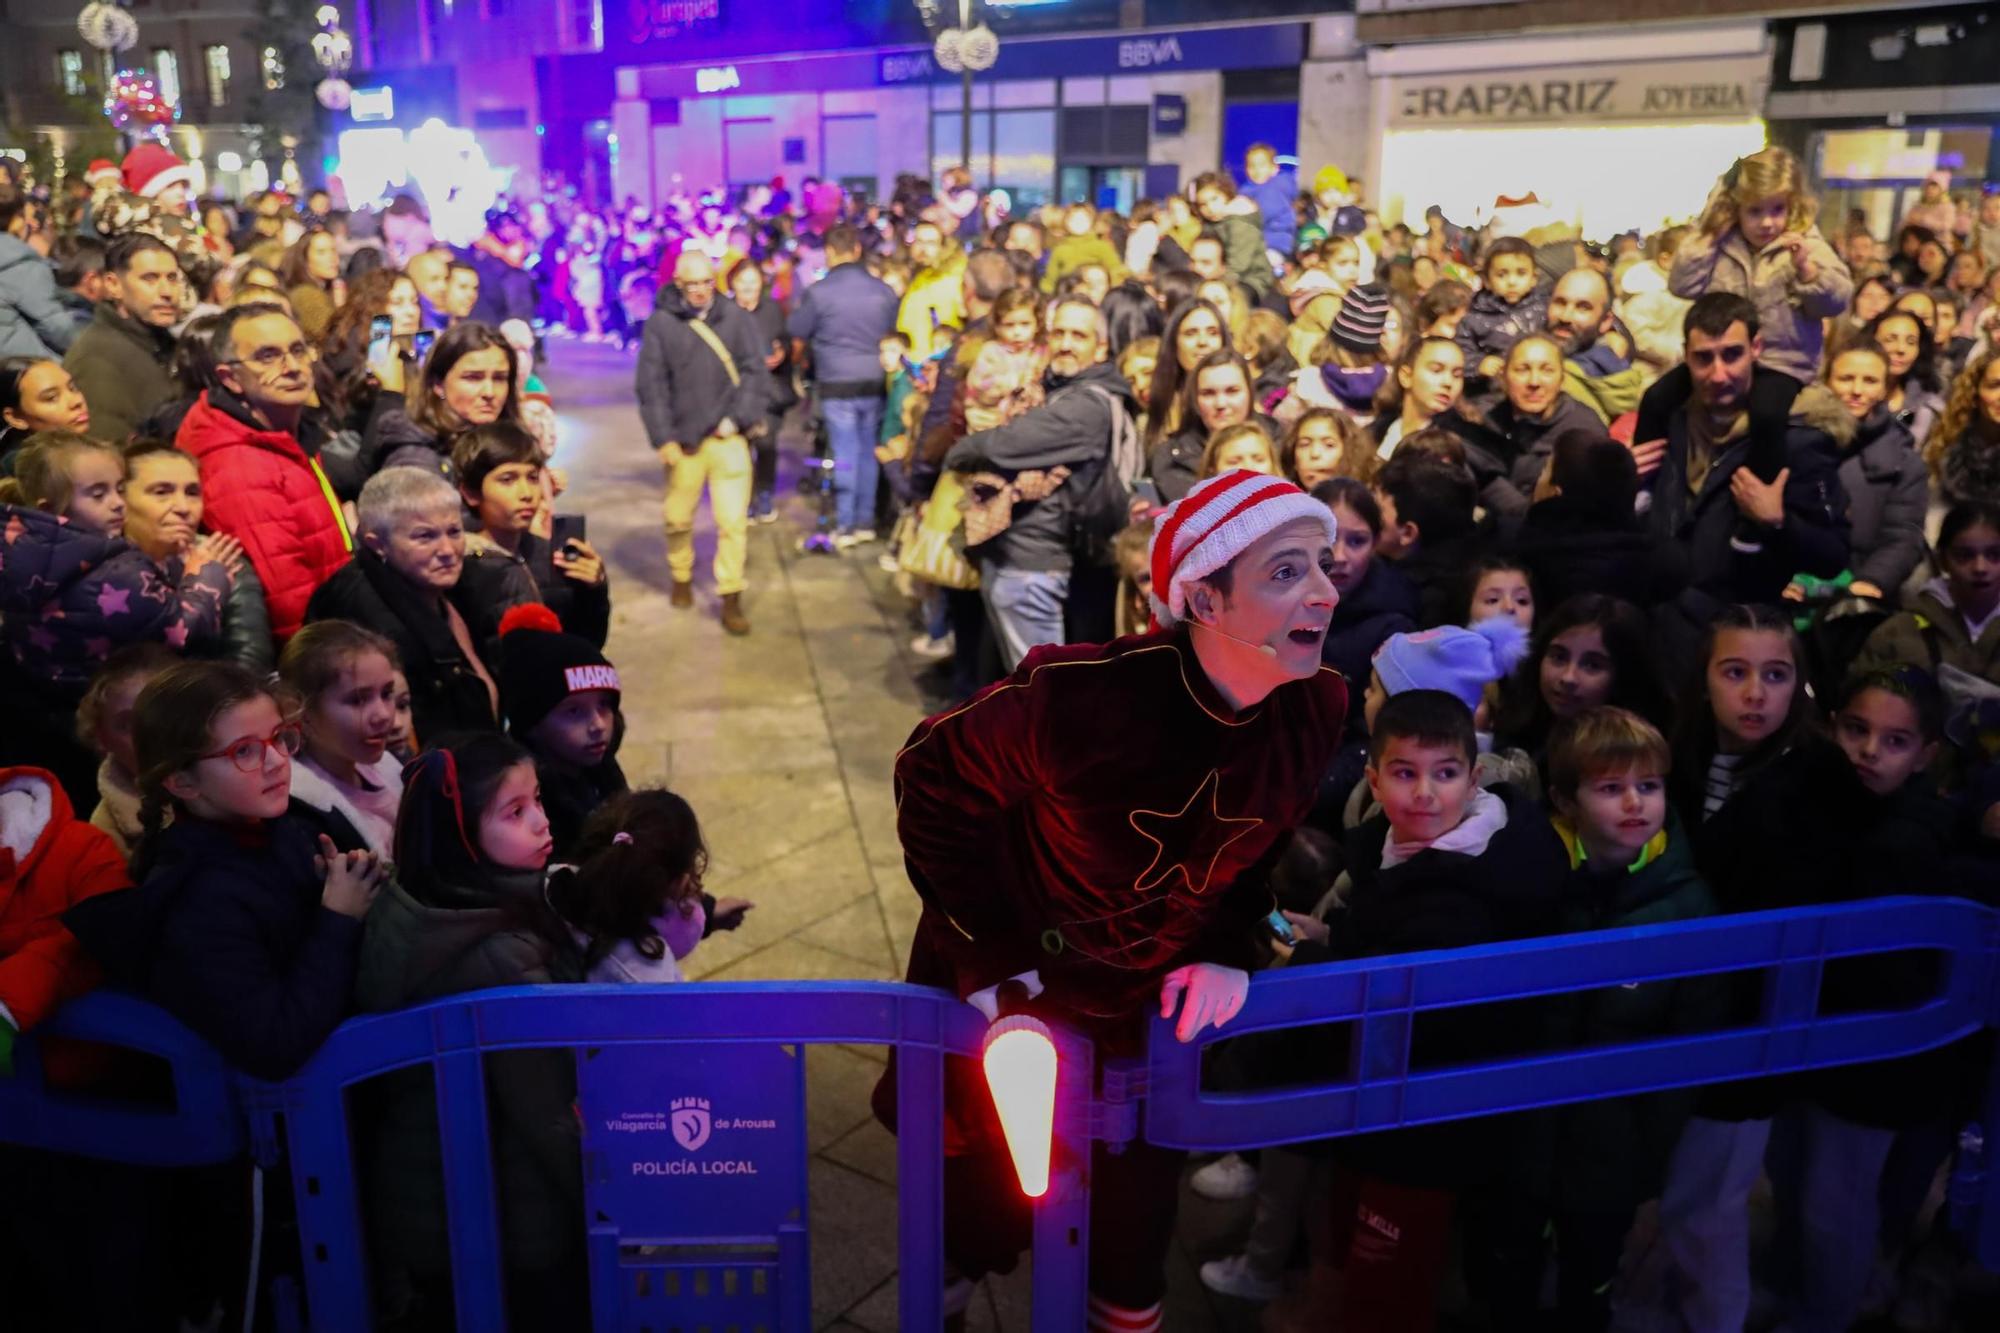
[{"left": 0, "top": 132, "right": 1996, "bottom": 1332}]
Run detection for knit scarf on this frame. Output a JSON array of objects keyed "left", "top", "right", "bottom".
[
  {"left": 1319, "top": 363, "right": 1388, "bottom": 413},
  {"left": 1685, "top": 406, "right": 1749, "bottom": 497}
]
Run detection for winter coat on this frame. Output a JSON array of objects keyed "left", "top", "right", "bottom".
[
  {"left": 1855, "top": 581, "right": 2000, "bottom": 686},
  {"left": 1242, "top": 170, "right": 1300, "bottom": 257},
  {"left": 535, "top": 751, "right": 628, "bottom": 862},
  {"left": 897, "top": 258, "right": 967, "bottom": 362},
  {"left": 0, "top": 505, "right": 229, "bottom": 697},
  {"left": 359, "top": 392, "right": 456, "bottom": 479},
  {"left": 1668, "top": 226, "right": 1852, "bottom": 385},
  {"left": 1208, "top": 212, "right": 1276, "bottom": 299},
  {"left": 1392, "top": 530, "right": 1488, "bottom": 630},
  {"left": 0, "top": 235, "right": 78, "bottom": 361},
  {"left": 1837, "top": 406, "right": 1930, "bottom": 594},
  {"left": 1561, "top": 346, "right": 1648, "bottom": 424},
  {"left": 0, "top": 769, "right": 129, "bottom": 1034},
  {"left": 730, "top": 294, "right": 798, "bottom": 412},
  {"left": 1933, "top": 424, "right": 2000, "bottom": 509},
  {"left": 212, "top": 556, "right": 275, "bottom": 676},
  {"left": 304, "top": 548, "right": 503, "bottom": 743},
  {"left": 64, "top": 303, "right": 176, "bottom": 447},
  {"left": 1455, "top": 284, "right": 1549, "bottom": 366},
  {"left": 286, "top": 281, "right": 336, "bottom": 342},
  {"left": 1509, "top": 494, "right": 1689, "bottom": 611},
  {"left": 944, "top": 359, "right": 1138, "bottom": 573},
  {"left": 464, "top": 531, "right": 609, "bottom": 649},
  {"left": 176, "top": 386, "right": 353, "bottom": 641},
  {"left": 635, "top": 290, "right": 770, "bottom": 449},
  {"left": 1148, "top": 422, "right": 1207, "bottom": 507},
  {"left": 1533, "top": 815, "right": 1724, "bottom": 1213},
  {"left": 1040, "top": 235, "right": 1126, "bottom": 295},
  {"left": 62, "top": 807, "right": 365, "bottom": 1081},
  {"left": 1442, "top": 394, "right": 1605, "bottom": 529},
  {"left": 787, "top": 259, "right": 900, "bottom": 389},
  {"left": 1320, "top": 558, "right": 1420, "bottom": 729},
  {"left": 354, "top": 869, "right": 583, "bottom": 1280}
]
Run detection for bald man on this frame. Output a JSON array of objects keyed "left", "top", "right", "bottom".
[
  {"left": 1545, "top": 266, "right": 1646, "bottom": 422},
  {"left": 635, "top": 249, "right": 772, "bottom": 634},
  {"left": 405, "top": 247, "right": 454, "bottom": 330}
]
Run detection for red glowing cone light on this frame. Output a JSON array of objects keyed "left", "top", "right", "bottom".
[{"left": 981, "top": 1013, "right": 1058, "bottom": 1198}]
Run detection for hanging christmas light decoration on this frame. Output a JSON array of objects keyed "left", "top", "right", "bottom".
[
  {"left": 77, "top": 2, "right": 139, "bottom": 54},
  {"left": 960, "top": 24, "right": 999, "bottom": 72},
  {"left": 932, "top": 27, "right": 966, "bottom": 74},
  {"left": 316, "top": 78, "right": 353, "bottom": 111},
  {"left": 105, "top": 68, "right": 178, "bottom": 139}
]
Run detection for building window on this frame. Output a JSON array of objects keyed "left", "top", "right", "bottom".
[
  {"left": 152, "top": 49, "right": 180, "bottom": 107},
  {"left": 204, "top": 44, "right": 231, "bottom": 106},
  {"left": 56, "top": 50, "right": 85, "bottom": 97},
  {"left": 570, "top": 0, "right": 601, "bottom": 47},
  {"left": 261, "top": 46, "right": 284, "bottom": 91}
]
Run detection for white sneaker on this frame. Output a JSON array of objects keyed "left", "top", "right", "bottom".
[
  {"left": 832, "top": 527, "right": 879, "bottom": 550},
  {"left": 1198, "top": 1254, "right": 1280, "bottom": 1302},
  {"left": 910, "top": 632, "right": 954, "bottom": 660},
  {"left": 1188, "top": 1152, "right": 1258, "bottom": 1200}
]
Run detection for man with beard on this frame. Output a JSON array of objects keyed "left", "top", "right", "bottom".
[
  {"left": 1544, "top": 267, "right": 1646, "bottom": 423},
  {"left": 65, "top": 233, "right": 181, "bottom": 445}
]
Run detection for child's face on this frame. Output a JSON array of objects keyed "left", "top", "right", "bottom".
[
  {"left": 1326, "top": 242, "right": 1361, "bottom": 288},
  {"left": 1567, "top": 765, "right": 1666, "bottom": 869},
  {"left": 1121, "top": 350, "right": 1157, "bottom": 403},
  {"left": 1327, "top": 501, "right": 1377, "bottom": 595},
  {"left": 95, "top": 670, "right": 157, "bottom": 777},
  {"left": 478, "top": 760, "right": 553, "bottom": 870},
  {"left": 529, "top": 690, "right": 618, "bottom": 769},
  {"left": 1540, "top": 624, "right": 1613, "bottom": 718},
  {"left": 1944, "top": 521, "right": 2000, "bottom": 620},
  {"left": 1707, "top": 627, "right": 1797, "bottom": 753},
  {"left": 388, "top": 672, "right": 414, "bottom": 753},
  {"left": 1399, "top": 341, "right": 1465, "bottom": 419},
  {"left": 470, "top": 461, "right": 544, "bottom": 538},
  {"left": 1292, "top": 419, "right": 1346, "bottom": 491},
  {"left": 64, "top": 450, "right": 127, "bottom": 538},
  {"left": 170, "top": 695, "right": 294, "bottom": 824},
  {"left": 878, "top": 339, "right": 907, "bottom": 375},
  {"left": 1738, "top": 194, "right": 1791, "bottom": 250},
  {"left": 1835, "top": 687, "right": 1936, "bottom": 796},
  {"left": 1484, "top": 253, "right": 1536, "bottom": 304},
  {"left": 1371, "top": 486, "right": 1411, "bottom": 558},
  {"left": 1470, "top": 569, "right": 1534, "bottom": 632},
  {"left": 306, "top": 650, "right": 399, "bottom": 772},
  {"left": 1213, "top": 435, "right": 1277, "bottom": 476},
  {"left": 1362, "top": 669, "right": 1388, "bottom": 732},
  {"left": 1367, "top": 736, "right": 1475, "bottom": 845},
  {"left": 996, "top": 307, "right": 1040, "bottom": 353}
]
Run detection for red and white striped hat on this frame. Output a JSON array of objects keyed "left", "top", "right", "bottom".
[{"left": 1147, "top": 469, "right": 1338, "bottom": 627}]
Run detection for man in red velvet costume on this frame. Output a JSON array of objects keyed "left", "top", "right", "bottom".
[{"left": 882, "top": 469, "right": 1349, "bottom": 1332}]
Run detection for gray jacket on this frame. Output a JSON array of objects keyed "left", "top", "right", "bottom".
[
  {"left": 0, "top": 234, "right": 78, "bottom": 360},
  {"left": 1838, "top": 407, "right": 1930, "bottom": 594}
]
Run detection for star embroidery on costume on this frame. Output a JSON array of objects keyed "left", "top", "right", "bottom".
[
  {"left": 1128, "top": 769, "right": 1262, "bottom": 897},
  {"left": 96, "top": 585, "right": 131, "bottom": 618}
]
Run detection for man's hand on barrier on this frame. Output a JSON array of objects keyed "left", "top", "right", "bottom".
[
  {"left": 967, "top": 970, "right": 1044, "bottom": 1022},
  {"left": 317, "top": 835, "right": 389, "bottom": 920},
  {"left": 1159, "top": 964, "right": 1248, "bottom": 1044}
]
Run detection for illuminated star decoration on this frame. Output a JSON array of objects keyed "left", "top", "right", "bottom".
[{"left": 1128, "top": 769, "right": 1262, "bottom": 896}]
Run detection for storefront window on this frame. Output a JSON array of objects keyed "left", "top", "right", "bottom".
[
  {"left": 932, "top": 106, "right": 1053, "bottom": 207},
  {"left": 931, "top": 111, "right": 995, "bottom": 191},
  {"left": 1813, "top": 127, "right": 1992, "bottom": 242},
  {"left": 725, "top": 118, "right": 776, "bottom": 189},
  {"left": 824, "top": 114, "right": 879, "bottom": 201}
]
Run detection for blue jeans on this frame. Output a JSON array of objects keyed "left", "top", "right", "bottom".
[
  {"left": 822, "top": 395, "right": 884, "bottom": 534},
  {"left": 982, "top": 564, "right": 1070, "bottom": 670}
]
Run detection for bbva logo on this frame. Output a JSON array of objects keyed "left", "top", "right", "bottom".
[
  {"left": 670, "top": 1096, "right": 712, "bottom": 1151},
  {"left": 1118, "top": 37, "right": 1184, "bottom": 69}
]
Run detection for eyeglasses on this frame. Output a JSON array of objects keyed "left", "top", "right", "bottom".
[
  {"left": 229, "top": 342, "right": 315, "bottom": 372},
  {"left": 197, "top": 724, "right": 303, "bottom": 773}
]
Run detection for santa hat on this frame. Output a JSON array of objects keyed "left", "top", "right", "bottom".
[
  {"left": 1147, "top": 470, "right": 1338, "bottom": 628},
  {"left": 497, "top": 603, "right": 622, "bottom": 738},
  {"left": 121, "top": 143, "right": 195, "bottom": 199},
  {"left": 1371, "top": 619, "right": 1530, "bottom": 713},
  {"left": 84, "top": 158, "right": 121, "bottom": 188}
]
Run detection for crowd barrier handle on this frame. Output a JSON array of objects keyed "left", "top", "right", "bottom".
[{"left": 0, "top": 988, "right": 246, "bottom": 1167}]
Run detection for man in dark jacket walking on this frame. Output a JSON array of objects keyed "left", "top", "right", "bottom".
[
  {"left": 787, "top": 223, "right": 899, "bottom": 544},
  {"left": 64, "top": 233, "right": 181, "bottom": 446},
  {"left": 635, "top": 249, "right": 771, "bottom": 635},
  {"left": 944, "top": 296, "right": 1139, "bottom": 666}
]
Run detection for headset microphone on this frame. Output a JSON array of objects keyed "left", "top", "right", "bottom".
[{"left": 1187, "top": 620, "right": 1279, "bottom": 659}]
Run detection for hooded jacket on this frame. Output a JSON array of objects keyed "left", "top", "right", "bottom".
[
  {"left": 1855, "top": 580, "right": 2000, "bottom": 685},
  {"left": 1455, "top": 283, "right": 1550, "bottom": 365},
  {"left": 61, "top": 807, "right": 364, "bottom": 1081},
  {"left": 944, "top": 359, "right": 1138, "bottom": 573},
  {"left": 0, "top": 505, "right": 229, "bottom": 696},
  {"left": 634, "top": 288, "right": 770, "bottom": 449},
  {"left": 1934, "top": 423, "right": 2000, "bottom": 510},
  {"left": 0, "top": 234, "right": 78, "bottom": 360},
  {"left": 176, "top": 386, "right": 352, "bottom": 641},
  {"left": 1668, "top": 225, "right": 1853, "bottom": 384},
  {"left": 0, "top": 769, "right": 130, "bottom": 1034},
  {"left": 1839, "top": 406, "right": 1930, "bottom": 594},
  {"left": 64, "top": 302, "right": 176, "bottom": 447},
  {"left": 1206, "top": 210, "right": 1276, "bottom": 300}
]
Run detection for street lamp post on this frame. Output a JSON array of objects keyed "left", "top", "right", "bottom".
[{"left": 916, "top": 0, "right": 999, "bottom": 173}]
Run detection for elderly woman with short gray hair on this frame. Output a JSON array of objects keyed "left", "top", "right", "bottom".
[{"left": 304, "top": 465, "right": 515, "bottom": 743}]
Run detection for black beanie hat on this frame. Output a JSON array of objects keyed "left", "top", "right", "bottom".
[{"left": 498, "top": 603, "right": 622, "bottom": 738}]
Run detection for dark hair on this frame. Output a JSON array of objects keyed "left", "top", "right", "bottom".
[
  {"left": 990, "top": 284, "right": 1044, "bottom": 333},
  {"left": 408, "top": 321, "right": 521, "bottom": 438},
  {"left": 1684, "top": 291, "right": 1761, "bottom": 343},
  {"left": 963, "top": 247, "right": 1014, "bottom": 306},
  {"left": 167, "top": 312, "right": 226, "bottom": 397},
  {"left": 1415, "top": 278, "right": 1472, "bottom": 331},
  {"left": 1546, "top": 705, "right": 1672, "bottom": 802},
  {"left": 1178, "top": 349, "right": 1254, "bottom": 442},
  {"left": 76, "top": 642, "right": 180, "bottom": 750},
  {"left": 1547, "top": 425, "right": 1637, "bottom": 518},
  {"left": 1374, "top": 449, "right": 1475, "bottom": 546},
  {"left": 279, "top": 619, "right": 402, "bottom": 706},
  {"left": 394, "top": 732, "right": 538, "bottom": 899},
  {"left": 1864, "top": 308, "right": 1943, "bottom": 395},
  {"left": 1668, "top": 603, "right": 1812, "bottom": 820},
  {"left": 131, "top": 662, "right": 281, "bottom": 872},
  {"left": 1192, "top": 170, "right": 1238, "bottom": 200},
  {"left": 51, "top": 234, "right": 106, "bottom": 289},
  {"left": 1312, "top": 476, "right": 1382, "bottom": 534},
  {"left": 1280, "top": 408, "right": 1360, "bottom": 485},
  {"left": 1101, "top": 281, "right": 1164, "bottom": 359},
  {"left": 106, "top": 231, "right": 176, "bottom": 275},
  {"left": 0, "top": 356, "right": 59, "bottom": 425},
  {"left": 1480, "top": 236, "right": 1534, "bottom": 278},
  {"left": 1837, "top": 666, "right": 1945, "bottom": 744},
  {"left": 723, "top": 255, "right": 763, "bottom": 295},
  {"left": 275, "top": 229, "right": 336, "bottom": 291},
  {"left": 1369, "top": 689, "right": 1477, "bottom": 766},
  {"left": 213, "top": 300, "right": 298, "bottom": 367},
  {"left": 1938, "top": 498, "right": 2000, "bottom": 552},
  {"left": 1496, "top": 593, "right": 1670, "bottom": 752},
  {"left": 451, "top": 420, "right": 542, "bottom": 501},
  {"left": 549, "top": 788, "right": 709, "bottom": 969},
  {"left": 1464, "top": 552, "right": 1533, "bottom": 620},
  {"left": 1147, "top": 298, "right": 1228, "bottom": 443}
]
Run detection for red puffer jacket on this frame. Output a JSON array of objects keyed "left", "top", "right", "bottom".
[
  {"left": 176, "top": 388, "right": 352, "bottom": 640},
  {"left": 0, "top": 767, "right": 130, "bottom": 1035}
]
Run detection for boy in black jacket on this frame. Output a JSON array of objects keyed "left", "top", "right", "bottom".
[
  {"left": 1291, "top": 690, "right": 1567, "bottom": 1332},
  {"left": 1373, "top": 445, "right": 1484, "bottom": 628}
]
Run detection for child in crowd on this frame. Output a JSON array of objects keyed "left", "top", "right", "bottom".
[
  {"left": 280, "top": 621, "right": 406, "bottom": 857},
  {"left": 1197, "top": 421, "right": 1279, "bottom": 479},
  {"left": 1465, "top": 554, "right": 1535, "bottom": 633},
  {"left": 387, "top": 669, "right": 417, "bottom": 762},
  {"left": 0, "top": 431, "right": 243, "bottom": 807},
  {"left": 1858, "top": 499, "right": 2000, "bottom": 688},
  {"left": 1371, "top": 442, "right": 1481, "bottom": 627},
  {"left": 354, "top": 734, "right": 585, "bottom": 1329},
  {"left": 76, "top": 643, "right": 177, "bottom": 861},
  {"left": 1455, "top": 237, "right": 1549, "bottom": 381},
  {"left": 1290, "top": 689, "right": 1567, "bottom": 1333},
  {"left": 1511, "top": 427, "right": 1688, "bottom": 611},
  {"left": 1280, "top": 408, "right": 1361, "bottom": 491},
  {"left": 498, "top": 603, "right": 626, "bottom": 857},
  {"left": 961, "top": 288, "right": 1047, "bottom": 435},
  {"left": 1315, "top": 478, "right": 1420, "bottom": 733},
  {"left": 63, "top": 661, "right": 385, "bottom": 1081},
  {"left": 1494, "top": 594, "right": 1672, "bottom": 763},
  {"left": 456, "top": 422, "right": 611, "bottom": 647},
  {"left": 1112, "top": 519, "right": 1155, "bottom": 638},
  {"left": 1496, "top": 706, "right": 1721, "bottom": 1331},
  {"left": 548, "top": 788, "right": 752, "bottom": 983}
]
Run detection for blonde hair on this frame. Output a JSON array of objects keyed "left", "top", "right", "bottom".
[
  {"left": 1198, "top": 421, "right": 1277, "bottom": 479},
  {"left": 0, "top": 430, "right": 123, "bottom": 514},
  {"left": 1699, "top": 147, "right": 1817, "bottom": 238},
  {"left": 1546, "top": 705, "right": 1671, "bottom": 802}
]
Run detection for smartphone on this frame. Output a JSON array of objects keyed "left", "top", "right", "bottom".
[
  {"left": 550, "top": 514, "right": 587, "bottom": 554},
  {"left": 366, "top": 315, "right": 393, "bottom": 365},
  {"left": 1265, "top": 908, "right": 1297, "bottom": 947},
  {"left": 411, "top": 329, "right": 437, "bottom": 364},
  {"left": 1131, "top": 479, "right": 1163, "bottom": 509}
]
